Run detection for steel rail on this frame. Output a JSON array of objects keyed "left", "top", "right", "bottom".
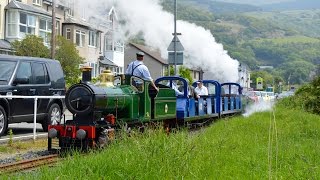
[{"left": 0, "top": 154, "right": 59, "bottom": 174}]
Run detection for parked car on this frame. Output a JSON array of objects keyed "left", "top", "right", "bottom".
[
  {"left": 0, "top": 55, "right": 66, "bottom": 136},
  {"left": 243, "top": 91, "right": 262, "bottom": 102}
]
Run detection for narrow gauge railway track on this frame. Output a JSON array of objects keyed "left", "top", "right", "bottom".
[{"left": 0, "top": 154, "right": 59, "bottom": 174}]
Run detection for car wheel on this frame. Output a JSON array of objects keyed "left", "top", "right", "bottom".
[
  {"left": 0, "top": 105, "right": 8, "bottom": 137},
  {"left": 42, "top": 103, "right": 61, "bottom": 132}
]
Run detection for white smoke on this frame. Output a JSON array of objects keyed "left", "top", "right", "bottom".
[
  {"left": 77, "top": 0, "right": 239, "bottom": 82},
  {"left": 242, "top": 100, "right": 274, "bottom": 117}
]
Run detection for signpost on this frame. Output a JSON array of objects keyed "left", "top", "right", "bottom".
[
  {"left": 256, "top": 77, "right": 263, "bottom": 90},
  {"left": 167, "top": 0, "right": 184, "bottom": 76}
]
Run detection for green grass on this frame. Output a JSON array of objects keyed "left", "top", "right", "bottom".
[{"left": 4, "top": 106, "right": 320, "bottom": 179}]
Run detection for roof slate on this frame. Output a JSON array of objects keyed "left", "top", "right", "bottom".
[
  {"left": 129, "top": 43, "right": 168, "bottom": 65},
  {"left": 5, "top": 0, "right": 51, "bottom": 16}
]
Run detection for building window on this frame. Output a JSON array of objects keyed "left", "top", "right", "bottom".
[
  {"left": 66, "top": 28, "right": 71, "bottom": 40},
  {"left": 39, "top": 19, "right": 52, "bottom": 45},
  {"left": 19, "top": 13, "right": 36, "bottom": 38},
  {"left": 105, "top": 32, "right": 113, "bottom": 51},
  {"left": 89, "top": 31, "right": 96, "bottom": 47},
  {"left": 115, "top": 41, "right": 124, "bottom": 52},
  {"left": 33, "top": 0, "right": 42, "bottom": 6},
  {"left": 75, "top": 30, "right": 85, "bottom": 47},
  {"left": 194, "top": 71, "right": 197, "bottom": 79},
  {"left": 56, "top": 21, "right": 60, "bottom": 35},
  {"left": 7, "top": 11, "right": 18, "bottom": 37},
  {"left": 81, "top": 8, "right": 86, "bottom": 20},
  {"left": 66, "top": 0, "right": 74, "bottom": 17}
]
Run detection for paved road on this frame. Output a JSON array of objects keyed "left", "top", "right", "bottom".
[{"left": 0, "top": 110, "right": 73, "bottom": 143}]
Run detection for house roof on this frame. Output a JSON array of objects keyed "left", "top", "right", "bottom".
[
  {"left": 5, "top": 0, "right": 51, "bottom": 17},
  {"left": 99, "top": 57, "right": 118, "bottom": 67},
  {"left": 63, "top": 17, "right": 91, "bottom": 28},
  {"left": 129, "top": 43, "right": 168, "bottom": 65},
  {"left": 0, "top": 40, "right": 13, "bottom": 50}
]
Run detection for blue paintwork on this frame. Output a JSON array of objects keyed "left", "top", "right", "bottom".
[
  {"left": 198, "top": 98, "right": 205, "bottom": 116},
  {"left": 230, "top": 97, "right": 234, "bottom": 110},
  {"left": 176, "top": 98, "right": 187, "bottom": 119},
  {"left": 206, "top": 98, "right": 212, "bottom": 114},
  {"left": 188, "top": 98, "right": 196, "bottom": 117},
  {"left": 220, "top": 82, "right": 243, "bottom": 114},
  {"left": 154, "top": 77, "right": 243, "bottom": 119}
]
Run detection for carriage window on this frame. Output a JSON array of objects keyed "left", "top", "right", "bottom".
[
  {"left": 207, "top": 84, "right": 216, "bottom": 95},
  {"left": 131, "top": 76, "right": 144, "bottom": 93},
  {"left": 230, "top": 86, "right": 239, "bottom": 95}
]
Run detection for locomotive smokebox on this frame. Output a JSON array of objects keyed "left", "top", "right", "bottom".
[{"left": 81, "top": 66, "right": 93, "bottom": 83}]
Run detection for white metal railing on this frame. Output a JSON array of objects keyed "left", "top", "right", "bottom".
[{"left": 0, "top": 95, "right": 65, "bottom": 141}]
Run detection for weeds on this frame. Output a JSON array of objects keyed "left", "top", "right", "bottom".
[
  {"left": 7, "top": 129, "right": 13, "bottom": 147},
  {"left": 6, "top": 106, "right": 319, "bottom": 179}
]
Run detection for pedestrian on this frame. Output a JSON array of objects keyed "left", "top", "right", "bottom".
[{"left": 125, "top": 52, "right": 159, "bottom": 91}]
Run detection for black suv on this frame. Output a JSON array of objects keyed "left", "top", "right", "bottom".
[{"left": 0, "top": 55, "right": 66, "bottom": 136}]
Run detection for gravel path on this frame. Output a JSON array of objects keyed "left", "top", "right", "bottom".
[{"left": 0, "top": 150, "right": 52, "bottom": 165}]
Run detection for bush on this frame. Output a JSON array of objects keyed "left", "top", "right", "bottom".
[{"left": 278, "top": 76, "right": 320, "bottom": 114}]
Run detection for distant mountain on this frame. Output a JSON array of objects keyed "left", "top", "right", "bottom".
[
  {"left": 182, "top": 0, "right": 262, "bottom": 14},
  {"left": 262, "top": 0, "right": 320, "bottom": 11},
  {"left": 207, "top": 0, "right": 293, "bottom": 6}
]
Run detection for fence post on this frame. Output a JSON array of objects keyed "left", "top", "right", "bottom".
[{"left": 33, "top": 97, "right": 38, "bottom": 141}]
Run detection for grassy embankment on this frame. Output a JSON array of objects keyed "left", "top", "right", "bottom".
[{"left": 4, "top": 104, "right": 320, "bottom": 179}]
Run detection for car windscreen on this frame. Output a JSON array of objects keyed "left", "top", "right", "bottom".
[{"left": 0, "top": 61, "right": 17, "bottom": 85}]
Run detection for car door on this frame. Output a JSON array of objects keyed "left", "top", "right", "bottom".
[
  {"left": 31, "top": 62, "right": 50, "bottom": 115},
  {"left": 10, "top": 61, "right": 34, "bottom": 122}
]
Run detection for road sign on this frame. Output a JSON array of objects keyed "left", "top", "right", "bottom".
[
  {"left": 256, "top": 77, "right": 263, "bottom": 90},
  {"left": 168, "top": 52, "right": 183, "bottom": 65},
  {"left": 167, "top": 36, "right": 184, "bottom": 51}
]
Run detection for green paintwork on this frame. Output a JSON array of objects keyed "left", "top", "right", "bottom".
[
  {"left": 97, "top": 75, "right": 177, "bottom": 124},
  {"left": 154, "top": 89, "right": 176, "bottom": 119}
]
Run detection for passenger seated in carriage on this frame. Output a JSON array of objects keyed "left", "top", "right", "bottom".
[{"left": 194, "top": 80, "right": 208, "bottom": 98}]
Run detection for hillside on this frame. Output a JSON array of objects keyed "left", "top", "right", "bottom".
[
  {"left": 182, "top": 0, "right": 262, "bottom": 14},
  {"left": 262, "top": 0, "right": 320, "bottom": 11},
  {"left": 161, "top": 0, "right": 320, "bottom": 84}
]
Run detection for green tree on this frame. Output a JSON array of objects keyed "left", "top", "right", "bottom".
[
  {"left": 55, "top": 36, "right": 84, "bottom": 86},
  {"left": 250, "top": 71, "right": 274, "bottom": 89},
  {"left": 164, "top": 65, "right": 175, "bottom": 76},
  {"left": 178, "top": 66, "right": 193, "bottom": 83},
  {"left": 11, "top": 35, "right": 50, "bottom": 58},
  {"left": 280, "top": 60, "right": 315, "bottom": 85}
]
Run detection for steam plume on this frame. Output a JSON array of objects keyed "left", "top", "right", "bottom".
[{"left": 76, "top": 0, "right": 239, "bottom": 82}]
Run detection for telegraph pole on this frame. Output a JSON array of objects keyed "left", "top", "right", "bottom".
[
  {"left": 167, "top": 0, "right": 184, "bottom": 75},
  {"left": 174, "top": 0, "right": 177, "bottom": 75},
  {"left": 51, "top": 0, "right": 56, "bottom": 59}
]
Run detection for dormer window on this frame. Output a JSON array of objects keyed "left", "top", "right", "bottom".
[{"left": 33, "top": 0, "right": 42, "bottom": 6}]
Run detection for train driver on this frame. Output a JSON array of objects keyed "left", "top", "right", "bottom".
[
  {"left": 126, "top": 52, "right": 159, "bottom": 92},
  {"left": 194, "top": 80, "right": 208, "bottom": 99}
]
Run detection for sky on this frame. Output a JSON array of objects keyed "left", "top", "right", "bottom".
[{"left": 75, "top": 0, "right": 240, "bottom": 82}]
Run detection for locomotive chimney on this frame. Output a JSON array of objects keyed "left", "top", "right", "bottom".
[{"left": 80, "top": 66, "right": 93, "bottom": 83}]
